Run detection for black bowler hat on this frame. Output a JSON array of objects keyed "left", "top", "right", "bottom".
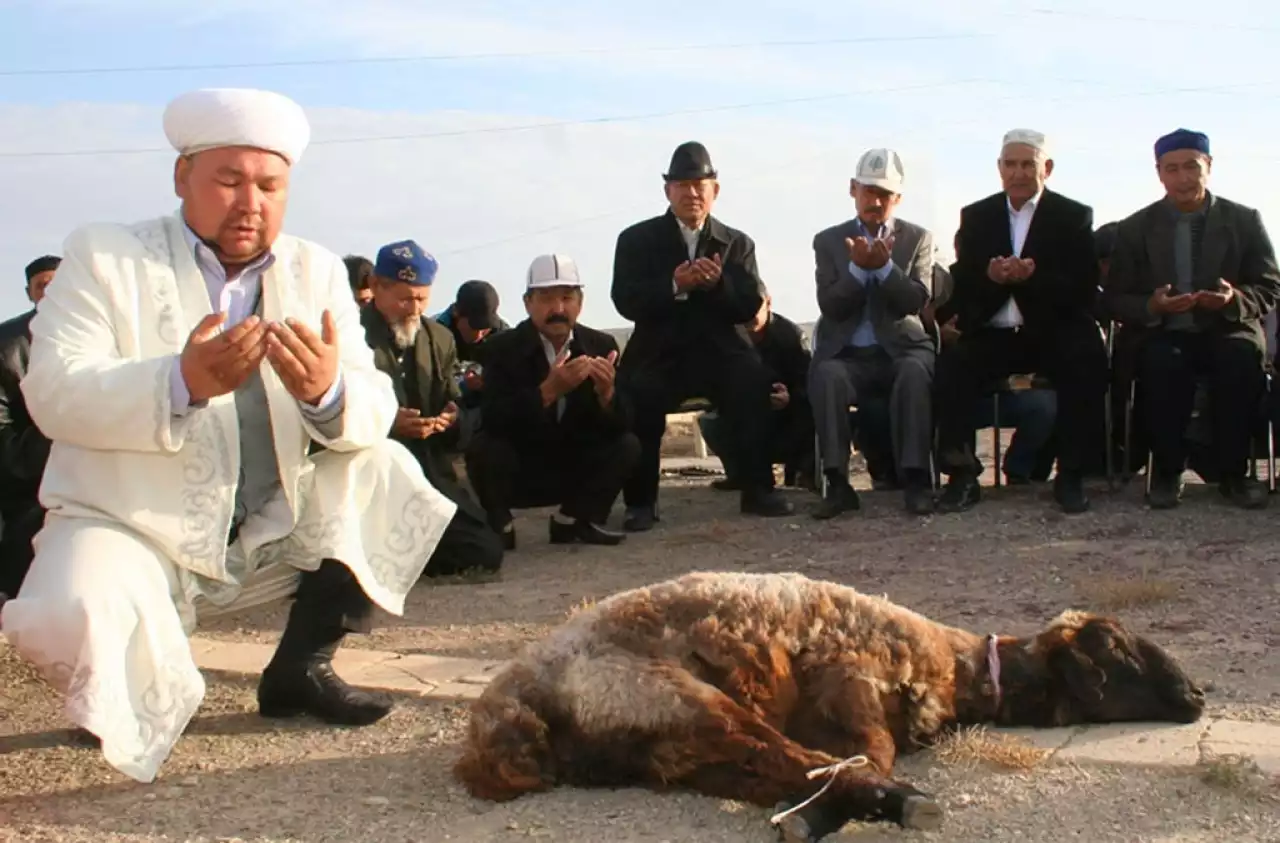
[{"left": 663, "top": 141, "right": 717, "bottom": 181}]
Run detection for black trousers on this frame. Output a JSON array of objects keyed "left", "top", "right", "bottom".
[
  {"left": 935, "top": 321, "right": 1108, "bottom": 477},
  {"left": 620, "top": 345, "right": 775, "bottom": 508},
  {"left": 465, "top": 431, "right": 641, "bottom": 527},
  {"left": 270, "top": 558, "right": 376, "bottom": 666},
  {"left": 1138, "top": 331, "right": 1265, "bottom": 481},
  {"left": 699, "top": 398, "right": 815, "bottom": 483},
  {"left": 401, "top": 439, "right": 505, "bottom": 578},
  {"left": 0, "top": 503, "right": 43, "bottom": 598}
]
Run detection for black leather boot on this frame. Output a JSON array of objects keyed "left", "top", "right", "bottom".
[{"left": 257, "top": 559, "right": 393, "bottom": 727}]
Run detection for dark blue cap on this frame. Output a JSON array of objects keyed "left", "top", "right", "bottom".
[
  {"left": 374, "top": 239, "right": 438, "bottom": 286},
  {"left": 1154, "top": 129, "right": 1210, "bottom": 161}
]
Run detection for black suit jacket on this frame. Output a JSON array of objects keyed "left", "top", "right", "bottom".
[
  {"left": 0, "top": 309, "right": 50, "bottom": 515},
  {"left": 1099, "top": 192, "right": 1280, "bottom": 351},
  {"left": 611, "top": 209, "right": 765, "bottom": 371},
  {"left": 945, "top": 189, "right": 1099, "bottom": 334},
  {"left": 480, "top": 319, "right": 631, "bottom": 447},
  {"left": 739, "top": 312, "right": 811, "bottom": 403}
]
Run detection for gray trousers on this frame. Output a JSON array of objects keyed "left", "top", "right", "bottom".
[{"left": 810, "top": 345, "right": 935, "bottom": 476}]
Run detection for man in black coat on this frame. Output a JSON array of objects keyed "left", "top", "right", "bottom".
[
  {"left": 361, "top": 240, "right": 504, "bottom": 578},
  {"left": 935, "top": 129, "right": 1108, "bottom": 514},
  {"left": 698, "top": 292, "right": 815, "bottom": 490},
  {"left": 0, "top": 255, "right": 60, "bottom": 599},
  {"left": 611, "top": 141, "right": 792, "bottom": 531},
  {"left": 1101, "top": 129, "right": 1280, "bottom": 509},
  {"left": 466, "top": 254, "right": 640, "bottom": 549}
]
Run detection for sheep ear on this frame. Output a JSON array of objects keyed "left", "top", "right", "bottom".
[{"left": 1050, "top": 646, "right": 1106, "bottom": 703}]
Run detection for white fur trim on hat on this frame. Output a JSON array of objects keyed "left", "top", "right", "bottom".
[{"left": 163, "top": 88, "right": 311, "bottom": 165}]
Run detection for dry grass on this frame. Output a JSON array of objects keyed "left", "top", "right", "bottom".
[
  {"left": 1198, "top": 753, "right": 1278, "bottom": 802},
  {"left": 931, "top": 726, "right": 1051, "bottom": 772},
  {"left": 1076, "top": 565, "right": 1179, "bottom": 611},
  {"left": 566, "top": 596, "right": 598, "bottom": 618}
]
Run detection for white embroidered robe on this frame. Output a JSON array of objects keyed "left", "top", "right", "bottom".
[{"left": 0, "top": 214, "right": 458, "bottom": 783}]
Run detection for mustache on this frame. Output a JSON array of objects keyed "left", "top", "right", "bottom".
[{"left": 545, "top": 314, "right": 571, "bottom": 324}]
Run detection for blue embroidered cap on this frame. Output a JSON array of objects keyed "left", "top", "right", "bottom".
[
  {"left": 374, "top": 239, "right": 439, "bottom": 286},
  {"left": 1154, "top": 129, "right": 1210, "bottom": 161}
]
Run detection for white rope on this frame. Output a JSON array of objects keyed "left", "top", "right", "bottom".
[{"left": 768, "top": 754, "right": 870, "bottom": 825}]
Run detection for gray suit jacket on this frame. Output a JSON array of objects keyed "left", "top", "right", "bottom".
[
  {"left": 810, "top": 217, "right": 935, "bottom": 364},
  {"left": 1100, "top": 192, "right": 1280, "bottom": 352}
]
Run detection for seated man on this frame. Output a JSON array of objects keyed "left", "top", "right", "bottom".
[
  {"left": 466, "top": 254, "right": 640, "bottom": 549},
  {"left": 1101, "top": 128, "right": 1280, "bottom": 509},
  {"left": 434, "top": 279, "right": 509, "bottom": 451},
  {"left": 0, "top": 255, "right": 60, "bottom": 599},
  {"left": 612, "top": 141, "right": 792, "bottom": 530},
  {"left": 698, "top": 292, "right": 815, "bottom": 491},
  {"left": 0, "top": 88, "right": 460, "bottom": 784},
  {"left": 809, "top": 147, "right": 936, "bottom": 516},
  {"left": 935, "top": 128, "right": 1108, "bottom": 514},
  {"left": 361, "top": 239, "right": 504, "bottom": 578}
]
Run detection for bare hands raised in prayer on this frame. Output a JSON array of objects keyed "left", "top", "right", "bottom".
[
  {"left": 393, "top": 407, "right": 435, "bottom": 439},
  {"left": 1195, "top": 279, "right": 1235, "bottom": 311},
  {"left": 847, "top": 236, "right": 894, "bottom": 271},
  {"left": 180, "top": 312, "right": 269, "bottom": 404},
  {"left": 988, "top": 257, "right": 1034, "bottom": 285},
  {"left": 675, "top": 254, "right": 723, "bottom": 291},
  {"left": 540, "top": 354, "right": 593, "bottom": 406},
  {"left": 586, "top": 351, "right": 619, "bottom": 406},
  {"left": 1148, "top": 285, "right": 1199, "bottom": 315},
  {"left": 266, "top": 312, "right": 341, "bottom": 406},
  {"left": 769, "top": 382, "right": 790, "bottom": 410}
]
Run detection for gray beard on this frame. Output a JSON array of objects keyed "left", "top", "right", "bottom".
[{"left": 391, "top": 318, "right": 421, "bottom": 350}]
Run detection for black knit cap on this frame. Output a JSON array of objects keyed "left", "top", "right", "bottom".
[{"left": 25, "top": 255, "right": 61, "bottom": 282}]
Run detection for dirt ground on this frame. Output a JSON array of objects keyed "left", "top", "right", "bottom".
[{"left": 2, "top": 421, "right": 1279, "bottom": 841}]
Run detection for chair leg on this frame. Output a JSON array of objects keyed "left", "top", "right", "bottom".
[
  {"left": 692, "top": 413, "right": 708, "bottom": 460},
  {"left": 1145, "top": 451, "right": 1153, "bottom": 497},
  {"left": 815, "top": 433, "right": 828, "bottom": 498},
  {"left": 1124, "top": 381, "right": 1136, "bottom": 484},
  {"left": 1104, "top": 386, "right": 1115, "bottom": 490},
  {"left": 991, "top": 394, "right": 1002, "bottom": 489},
  {"left": 1270, "top": 420, "right": 1277, "bottom": 493}
]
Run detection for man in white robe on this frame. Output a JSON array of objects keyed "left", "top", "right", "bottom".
[{"left": 0, "top": 87, "right": 459, "bottom": 784}]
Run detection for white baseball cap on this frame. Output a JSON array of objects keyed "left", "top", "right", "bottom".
[
  {"left": 854, "top": 148, "right": 906, "bottom": 193},
  {"left": 526, "top": 253, "right": 584, "bottom": 290}
]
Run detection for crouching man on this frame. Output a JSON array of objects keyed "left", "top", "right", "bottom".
[
  {"left": 0, "top": 88, "right": 458, "bottom": 784},
  {"left": 465, "top": 254, "right": 640, "bottom": 549}
]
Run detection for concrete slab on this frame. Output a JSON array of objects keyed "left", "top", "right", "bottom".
[
  {"left": 1202, "top": 720, "right": 1280, "bottom": 775},
  {"left": 1056, "top": 722, "right": 1204, "bottom": 768},
  {"left": 190, "top": 639, "right": 273, "bottom": 674},
  {"left": 342, "top": 662, "right": 435, "bottom": 696},
  {"left": 394, "top": 655, "right": 503, "bottom": 686},
  {"left": 429, "top": 681, "right": 486, "bottom": 702},
  {"left": 991, "top": 726, "right": 1081, "bottom": 753}
]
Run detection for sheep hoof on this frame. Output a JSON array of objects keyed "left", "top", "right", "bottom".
[{"left": 900, "top": 794, "right": 944, "bottom": 831}]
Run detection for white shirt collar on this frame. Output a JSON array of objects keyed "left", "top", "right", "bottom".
[
  {"left": 539, "top": 329, "right": 574, "bottom": 365},
  {"left": 1006, "top": 189, "right": 1044, "bottom": 216}
]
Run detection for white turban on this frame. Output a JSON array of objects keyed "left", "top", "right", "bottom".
[
  {"left": 162, "top": 88, "right": 311, "bottom": 165},
  {"left": 1001, "top": 128, "right": 1049, "bottom": 156}
]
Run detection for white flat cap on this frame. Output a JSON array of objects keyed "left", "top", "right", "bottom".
[
  {"left": 1001, "top": 128, "right": 1049, "bottom": 154},
  {"left": 163, "top": 88, "right": 311, "bottom": 165},
  {"left": 854, "top": 147, "right": 906, "bottom": 193}
]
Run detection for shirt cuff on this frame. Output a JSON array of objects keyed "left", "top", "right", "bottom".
[
  {"left": 299, "top": 369, "right": 345, "bottom": 424},
  {"left": 169, "top": 355, "right": 208, "bottom": 418},
  {"left": 673, "top": 278, "right": 688, "bottom": 301},
  {"left": 848, "top": 260, "right": 893, "bottom": 285}
]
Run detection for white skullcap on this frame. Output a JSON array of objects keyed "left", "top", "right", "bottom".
[
  {"left": 163, "top": 88, "right": 311, "bottom": 165},
  {"left": 1001, "top": 128, "right": 1049, "bottom": 155}
]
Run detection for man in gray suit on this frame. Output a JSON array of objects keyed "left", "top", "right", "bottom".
[{"left": 809, "top": 148, "right": 936, "bottom": 517}]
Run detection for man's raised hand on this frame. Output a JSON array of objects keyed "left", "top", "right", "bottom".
[
  {"left": 266, "top": 311, "right": 341, "bottom": 406},
  {"left": 179, "top": 312, "right": 269, "bottom": 404}
]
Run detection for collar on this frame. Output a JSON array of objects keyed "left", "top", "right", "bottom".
[
  {"left": 1163, "top": 191, "right": 1211, "bottom": 220},
  {"left": 1006, "top": 190, "right": 1043, "bottom": 216},
  {"left": 666, "top": 209, "right": 730, "bottom": 245},
  {"left": 677, "top": 218, "right": 703, "bottom": 237},
  {"left": 538, "top": 327, "right": 574, "bottom": 361},
  {"left": 986, "top": 634, "right": 1003, "bottom": 712},
  {"left": 854, "top": 216, "right": 893, "bottom": 240},
  {"left": 180, "top": 218, "right": 276, "bottom": 282}
]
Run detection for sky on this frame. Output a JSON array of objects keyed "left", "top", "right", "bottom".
[{"left": 1, "top": 0, "right": 1278, "bottom": 329}]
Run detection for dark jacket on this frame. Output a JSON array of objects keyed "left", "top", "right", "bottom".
[
  {"left": 740, "top": 312, "right": 811, "bottom": 404},
  {"left": 0, "top": 310, "right": 49, "bottom": 516},
  {"left": 433, "top": 306, "right": 511, "bottom": 409},
  {"left": 945, "top": 189, "right": 1099, "bottom": 334},
  {"left": 361, "top": 305, "right": 463, "bottom": 480},
  {"left": 1099, "top": 192, "right": 1280, "bottom": 351},
  {"left": 611, "top": 209, "right": 765, "bottom": 371},
  {"left": 479, "top": 319, "right": 631, "bottom": 447}
]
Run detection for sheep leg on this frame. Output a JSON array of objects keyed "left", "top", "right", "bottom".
[
  {"left": 786, "top": 666, "right": 900, "bottom": 774},
  {"left": 662, "top": 689, "right": 942, "bottom": 837}
]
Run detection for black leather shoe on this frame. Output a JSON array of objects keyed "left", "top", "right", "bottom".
[
  {"left": 258, "top": 659, "right": 393, "bottom": 726},
  {"left": 740, "top": 488, "right": 794, "bottom": 517},
  {"left": 1220, "top": 477, "right": 1269, "bottom": 510},
  {"left": 903, "top": 483, "right": 935, "bottom": 515},
  {"left": 1053, "top": 472, "right": 1090, "bottom": 514},
  {"left": 1147, "top": 474, "right": 1183, "bottom": 510},
  {"left": 500, "top": 527, "right": 516, "bottom": 551},
  {"left": 812, "top": 480, "right": 861, "bottom": 520},
  {"left": 623, "top": 506, "right": 657, "bottom": 532},
  {"left": 937, "top": 475, "right": 981, "bottom": 513},
  {"left": 549, "top": 517, "right": 626, "bottom": 546}
]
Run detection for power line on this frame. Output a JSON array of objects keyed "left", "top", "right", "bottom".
[
  {"left": 0, "top": 33, "right": 992, "bottom": 78},
  {"left": 0, "top": 78, "right": 991, "bottom": 159},
  {"left": 1024, "top": 8, "right": 1278, "bottom": 32}
]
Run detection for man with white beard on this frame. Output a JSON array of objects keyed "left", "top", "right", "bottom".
[
  {"left": 0, "top": 87, "right": 460, "bottom": 784},
  {"left": 360, "top": 239, "right": 504, "bottom": 577}
]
